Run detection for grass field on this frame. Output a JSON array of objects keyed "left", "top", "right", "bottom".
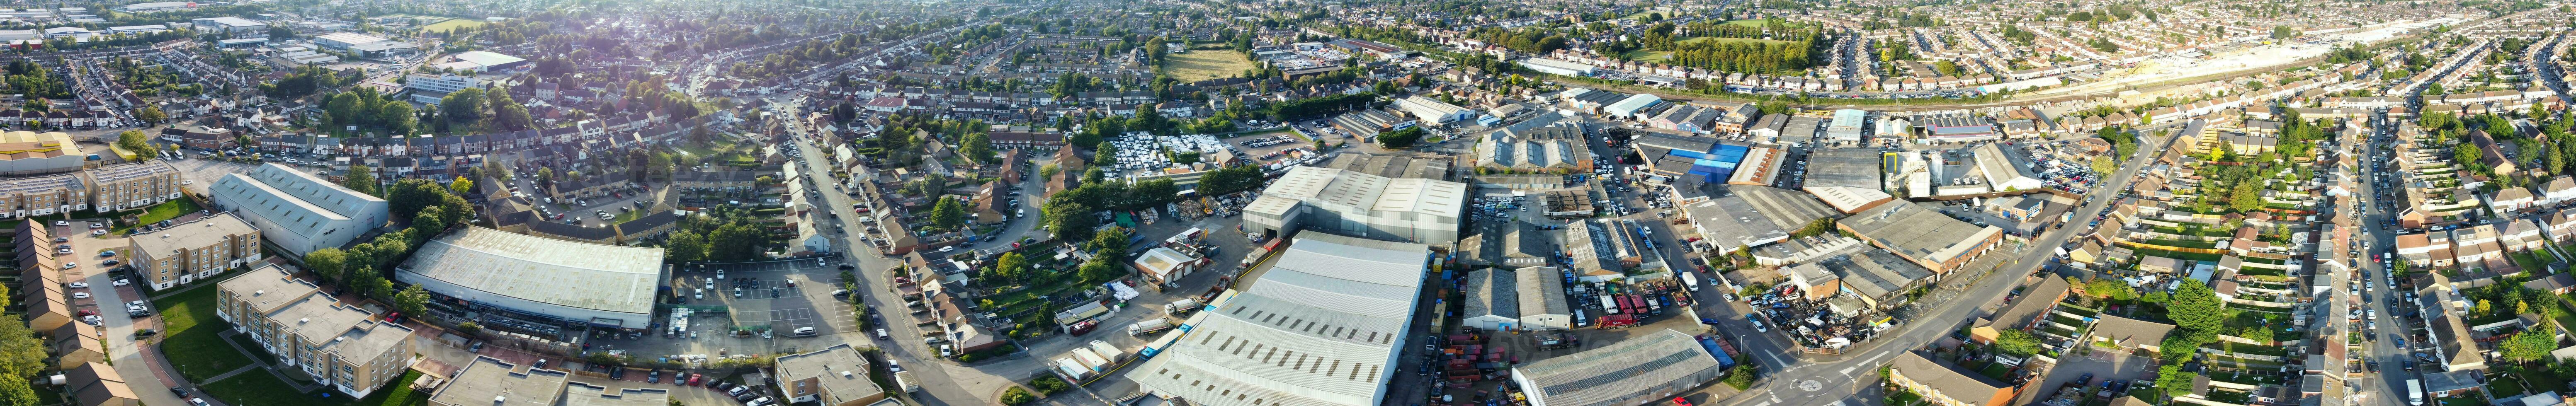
[
  {"left": 1162, "top": 50, "right": 1254, "bottom": 82},
  {"left": 110, "top": 198, "right": 203, "bottom": 234},
  {"left": 153, "top": 283, "right": 256, "bottom": 382},
  {"left": 420, "top": 18, "right": 488, "bottom": 32},
  {"left": 199, "top": 370, "right": 427, "bottom": 406}
]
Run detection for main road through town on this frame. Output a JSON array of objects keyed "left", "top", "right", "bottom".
[{"left": 1713, "top": 123, "right": 2187, "bottom": 406}]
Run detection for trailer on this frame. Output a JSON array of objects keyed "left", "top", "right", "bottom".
[
  {"left": 1054, "top": 358, "right": 1095, "bottom": 381},
  {"left": 1600, "top": 295, "right": 1620, "bottom": 314},
  {"left": 1070, "top": 348, "right": 1113, "bottom": 372},
  {"left": 1087, "top": 340, "right": 1127, "bottom": 362},
  {"left": 895, "top": 371, "right": 922, "bottom": 393},
  {"left": 1680, "top": 271, "right": 1701, "bottom": 291},
  {"left": 1695, "top": 335, "right": 1739, "bottom": 370},
  {"left": 1129, "top": 319, "right": 1174, "bottom": 336},
  {"left": 1164, "top": 298, "right": 1202, "bottom": 315}
]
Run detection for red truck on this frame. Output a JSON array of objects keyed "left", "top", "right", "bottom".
[{"left": 1598, "top": 314, "right": 1639, "bottom": 329}]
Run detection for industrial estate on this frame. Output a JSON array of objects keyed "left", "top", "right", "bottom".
[{"left": 0, "top": 1, "right": 2558, "bottom": 406}]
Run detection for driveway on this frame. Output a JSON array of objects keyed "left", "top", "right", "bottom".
[{"left": 87, "top": 267, "right": 198, "bottom": 406}]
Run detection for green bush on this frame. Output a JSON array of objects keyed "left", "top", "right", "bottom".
[
  {"left": 1724, "top": 365, "right": 1755, "bottom": 389},
  {"left": 1031, "top": 376, "right": 1072, "bottom": 394},
  {"left": 1000, "top": 387, "right": 1038, "bottom": 405}
]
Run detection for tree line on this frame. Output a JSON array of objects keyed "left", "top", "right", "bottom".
[{"left": 1664, "top": 39, "right": 1818, "bottom": 75}]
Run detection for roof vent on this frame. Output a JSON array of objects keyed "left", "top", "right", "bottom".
[
  {"left": 299, "top": 317, "right": 309, "bottom": 323},
  {"left": 254, "top": 290, "right": 264, "bottom": 296},
  {"left": 494, "top": 396, "right": 506, "bottom": 404},
  {"left": 840, "top": 371, "right": 854, "bottom": 378}
]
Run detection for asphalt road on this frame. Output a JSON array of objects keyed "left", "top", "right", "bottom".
[{"left": 1713, "top": 122, "right": 2185, "bottom": 406}]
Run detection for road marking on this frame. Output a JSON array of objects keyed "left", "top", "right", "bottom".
[{"left": 1837, "top": 366, "right": 1856, "bottom": 376}]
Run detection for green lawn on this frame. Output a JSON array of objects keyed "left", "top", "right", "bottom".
[
  {"left": 198, "top": 369, "right": 426, "bottom": 406},
  {"left": 1621, "top": 50, "right": 1675, "bottom": 62},
  {"left": 2492, "top": 373, "right": 2529, "bottom": 396},
  {"left": 153, "top": 283, "right": 256, "bottom": 382},
  {"left": 2512, "top": 251, "right": 2554, "bottom": 274},
  {"left": 1976, "top": 362, "right": 2013, "bottom": 380},
  {"left": 109, "top": 198, "right": 206, "bottom": 234},
  {"left": 1886, "top": 389, "right": 1923, "bottom": 406}
]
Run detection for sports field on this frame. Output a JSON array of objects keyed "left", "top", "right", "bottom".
[
  {"left": 422, "top": 18, "right": 488, "bottom": 32},
  {"left": 1163, "top": 50, "right": 1254, "bottom": 82}
]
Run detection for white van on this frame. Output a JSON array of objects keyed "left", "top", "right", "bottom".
[{"left": 876, "top": 329, "right": 890, "bottom": 339}]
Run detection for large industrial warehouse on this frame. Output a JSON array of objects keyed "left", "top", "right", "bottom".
[
  {"left": 1511, "top": 330, "right": 1726, "bottom": 406},
  {"left": 396, "top": 226, "right": 667, "bottom": 330},
  {"left": 1125, "top": 233, "right": 1432, "bottom": 406}
]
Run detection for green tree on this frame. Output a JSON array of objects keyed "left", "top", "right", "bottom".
[
  {"left": 2503, "top": 329, "right": 2559, "bottom": 364},
  {"left": 386, "top": 179, "right": 452, "bottom": 220},
  {"left": 1079, "top": 257, "right": 1124, "bottom": 281},
  {"left": 1089, "top": 228, "right": 1131, "bottom": 253},
  {"left": 1046, "top": 202, "right": 1098, "bottom": 241},
  {"left": 440, "top": 87, "right": 486, "bottom": 123},
  {"left": 1376, "top": 126, "right": 1425, "bottom": 147},
  {"left": 343, "top": 164, "right": 379, "bottom": 196},
  {"left": 449, "top": 178, "right": 474, "bottom": 196},
  {"left": 992, "top": 253, "right": 1029, "bottom": 284},
  {"left": 115, "top": 130, "right": 152, "bottom": 159},
  {"left": 1992, "top": 329, "right": 2042, "bottom": 356},
  {"left": 708, "top": 222, "right": 765, "bottom": 260},
  {"left": 665, "top": 232, "right": 709, "bottom": 262},
  {"left": 0, "top": 314, "right": 43, "bottom": 378},
  {"left": 379, "top": 102, "right": 416, "bottom": 135},
  {"left": 2167, "top": 282, "right": 2228, "bottom": 334},
  {"left": 2229, "top": 181, "right": 2263, "bottom": 213},
  {"left": 961, "top": 132, "right": 995, "bottom": 163},
  {"left": 394, "top": 285, "right": 431, "bottom": 317},
  {"left": 2156, "top": 364, "right": 2195, "bottom": 397},
  {"left": 304, "top": 247, "right": 348, "bottom": 282},
  {"left": 134, "top": 106, "right": 164, "bottom": 124},
  {"left": 930, "top": 198, "right": 968, "bottom": 231},
  {"left": 0, "top": 375, "right": 36, "bottom": 406}
]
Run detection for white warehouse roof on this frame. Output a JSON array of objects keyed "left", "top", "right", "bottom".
[
  {"left": 1126, "top": 233, "right": 1431, "bottom": 406},
  {"left": 1605, "top": 93, "right": 1663, "bottom": 116},
  {"left": 397, "top": 226, "right": 665, "bottom": 328},
  {"left": 1246, "top": 165, "right": 1466, "bottom": 220},
  {"left": 1513, "top": 329, "right": 1724, "bottom": 406}
]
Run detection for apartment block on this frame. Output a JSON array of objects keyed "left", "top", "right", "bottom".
[
  {"left": 0, "top": 172, "right": 85, "bottom": 218},
  {"left": 130, "top": 213, "right": 262, "bottom": 290},
  {"left": 82, "top": 161, "right": 182, "bottom": 212},
  {"left": 214, "top": 265, "right": 415, "bottom": 398}
]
